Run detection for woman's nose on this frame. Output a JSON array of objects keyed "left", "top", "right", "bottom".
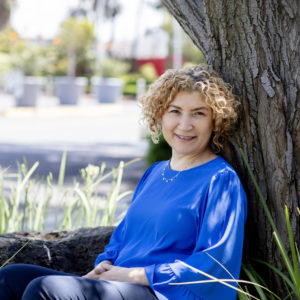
[{"left": 177, "top": 115, "right": 193, "bottom": 131}]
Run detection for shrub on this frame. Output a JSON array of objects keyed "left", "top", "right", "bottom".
[{"left": 144, "top": 135, "right": 172, "bottom": 167}]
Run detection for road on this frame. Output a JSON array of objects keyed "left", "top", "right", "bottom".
[{"left": 0, "top": 92, "right": 148, "bottom": 212}]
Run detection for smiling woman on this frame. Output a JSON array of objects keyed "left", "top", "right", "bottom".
[
  {"left": 140, "top": 66, "right": 239, "bottom": 151},
  {"left": 161, "top": 92, "right": 216, "bottom": 170},
  {"left": 0, "top": 65, "right": 246, "bottom": 300}
]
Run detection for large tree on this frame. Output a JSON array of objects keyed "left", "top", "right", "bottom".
[
  {"left": 0, "top": 0, "right": 14, "bottom": 30},
  {"left": 162, "top": 0, "right": 299, "bottom": 292}
]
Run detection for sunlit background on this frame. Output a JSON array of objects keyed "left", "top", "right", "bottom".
[
  {"left": 0, "top": 0, "right": 205, "bottom": 231},
  {"left": 11, "top": 0, "right": 163, "bottom": 41}
]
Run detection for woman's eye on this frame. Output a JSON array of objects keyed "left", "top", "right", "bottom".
[
  {"left": 194, "top": 111, "right": 204, "bottom": 116},
  {"left": 170, "top": 110, "right": 179, "bottom": 113}
]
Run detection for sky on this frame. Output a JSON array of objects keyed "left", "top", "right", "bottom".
[{"left": 10, "top": 0, "right": 164, "bottom": 42}]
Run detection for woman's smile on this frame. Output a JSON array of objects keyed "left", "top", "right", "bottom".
[
  {"left": 161, "top": 91, "right": 215, "bottom": 167},
  {"left": 175, "top": 134, "right": 196, "bottom": 141}
]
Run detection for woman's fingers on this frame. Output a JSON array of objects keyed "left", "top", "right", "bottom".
[
  {"left": 82, "top": 261, "right": 114, "bottom": 279},
  {"left": 92, "top": 260, "right": 113, "bottom": 275},
  {"left": 101, "top": 263, "right": 113, "bottom": 271},
  {"left": 82, "top": 270, "right": 98, "bottom": 279},
  {"left": 94, "top": 266, "right": 104, "bottom": 274}
]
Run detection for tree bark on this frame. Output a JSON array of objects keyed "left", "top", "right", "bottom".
[
  {"left": 162, "top": 0, "right": 299, "bottom": 292},
  {"left": 0, "top": 227, "right": 115, "bottom": 275}
]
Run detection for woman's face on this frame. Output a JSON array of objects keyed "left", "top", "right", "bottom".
[{"left": 161, "top": 91, "right": 214, "bottom": 159}]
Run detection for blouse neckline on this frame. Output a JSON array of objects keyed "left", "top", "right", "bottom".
[{"left": 167, "top": 156, "right": 222, "bottom": 174}]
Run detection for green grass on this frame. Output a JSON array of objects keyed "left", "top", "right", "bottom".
[
  {"left": 238, "top": 149, "right": 300, "bottom": 299},
  {"left": 0, "top": 152, "right": 140, "bottom": 233}
]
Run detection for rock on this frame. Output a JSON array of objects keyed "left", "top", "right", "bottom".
[{"left": 0, "top": 226, "right": 115, "bottom": 275}]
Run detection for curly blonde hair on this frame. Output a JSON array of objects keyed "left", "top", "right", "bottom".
[{"left": 139, "top": 65, "right": 239, "bottom": 151}]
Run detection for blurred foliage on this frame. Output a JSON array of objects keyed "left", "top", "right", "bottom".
[
  {"left": 56, "top": 17, "right": 95, "bottom": 76},
  {"left": 10, "top": 42, "right": 54, "bottom": 76},
  {"left": 50, "top": 55, "right": 69, "bottom": 77},
  {"left": 120, "top": 73, "right": 141, "bottom": 85},
  {"left": 0, "top": 53, "right": 10, "bottom": 74},
  {"left": 120, "top": 73, "right": 140, "bottom": 95},
  {"left": 120, "top": 63, "right": 158, "bottom": 96},
  {"left": 55, "top": 17, "right": 94, "bottom": 55},
  {"left": 139, "top": 63, "right": 158, "bottom": 82},
  {"left": 122, "top": 83, "right": 137, "bottom": 95},
  {"left": 103, "top": 0, "right": 122, "bottom": 19},
  {"left": 76, "top": 48, "right": 95, "bottom": 77},
  {"left": 161, "top": 9, "right": 206, "bottom": 66},
  {"left": 0, "top": 18, "right": 95, "bottom": 77},
  {"left": 0, "top": 26, "right": 16, "bottom": 53},
  {"left": 99, "top": 57, "right": 131, "bottom": 78},
  {"left": 181, "top": 39, "right": 206, "bottom": 66},
  {"left": 0, "top": 27, "right": 56, "bottom": 76},
  {"left": 0, "top": 27, "right": 14, "bottom": 73},
  {"left": 144, "top": 134, "right": 172, "bottom": 166},
  {"left": 57, "top": 17, "right": 94, "bottom": 56}
]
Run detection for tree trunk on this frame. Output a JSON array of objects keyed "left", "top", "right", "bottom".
[
  {"left": 162, "top": 0, "right": 299, "bottom": 293},
  {"left": 0, "top": 0, "right": 11, "bottom": 30},
  {"left": 67, "top": 50, "right": 76, "bottom": 77}
]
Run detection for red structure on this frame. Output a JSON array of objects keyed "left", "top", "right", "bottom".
[{"left": 136, "top": 58, "right": 166, "bottom": 76}]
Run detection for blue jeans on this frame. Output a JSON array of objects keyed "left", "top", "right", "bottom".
[{"left": 0, "top": 264, "right": 158, "bottom": 300}]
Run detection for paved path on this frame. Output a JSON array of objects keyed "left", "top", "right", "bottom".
[{"left": 0, "top": 92, "right": 148, "bottom": 204}]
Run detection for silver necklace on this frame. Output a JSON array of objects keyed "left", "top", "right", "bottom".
[{"left": 162, "top": 161, "right": 183, "bottom": 183}]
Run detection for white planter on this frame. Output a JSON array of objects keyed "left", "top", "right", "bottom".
[
  {"left": 92, "top": 77, "right": 124, "bottom": 103},
  {"left": 55, "top": 77, "right": 87, "bottom": 105},
  {"left": 15, "top": 76, "right": 44, "bottom": 107}
]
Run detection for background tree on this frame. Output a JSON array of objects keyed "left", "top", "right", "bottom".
[
  {"left": 161, "top": 0, "right": 299, "bottom": 294},
  {"left": 56, "top": 17, "right": 95, "bottom": 77},
  {"left": 79, "top": 0, "right": 122, "bottom": 55},
  {"left": 0, "top": 0, "right": 14, "bottom": 31},
  {"left": 0, "top": 26, "right": 57, "bottom": 77},
  {"left": 160, "top": 9, "right": 206, "bottom": 67}
]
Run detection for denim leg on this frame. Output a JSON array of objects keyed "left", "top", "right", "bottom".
[
  {"left": 22, "top": 275, "right": 111, "bottom": 300},
  {"left": 22, "top": 276, "right": 157, "bottom": 300},
  {"left": 106, "top": 281, "right": 158, "bottom": 300},
  {"left": 0, "top": 263, "right": 157, "bottom": 300},
  {"left": 0, "top": 264, "right": 74, "bottom": 300}
]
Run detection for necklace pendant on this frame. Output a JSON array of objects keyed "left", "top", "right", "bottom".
[{"left": 162, "top": 161, "right": 181, "bottom": 183}]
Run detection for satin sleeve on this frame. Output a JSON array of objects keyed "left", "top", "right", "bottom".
[
  {"left": 94, "top": 217, "right": 125, "bottom": 266},
  {"left": 144, "top": 171, "right": 247, "bottom": 300},
  {"left": 94, "top": 162, "right": 158, "bottom": 267}
]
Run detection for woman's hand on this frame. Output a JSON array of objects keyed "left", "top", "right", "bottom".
[
  {"left": 98, "top": 265, "right": 149, "bottom": 286},
  {"left": 83, "top": 261, "right": 149, "bottom": 286},
  {"left": 83, "top": 260, "right": 113, "bottom": 279}
]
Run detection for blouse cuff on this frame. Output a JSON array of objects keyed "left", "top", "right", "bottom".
[
  {"left": 145, "top": 263, "right": 178, "bottom": 290},
  {"left": 94, "top": 249, "right": 118, "bottom": 267}
]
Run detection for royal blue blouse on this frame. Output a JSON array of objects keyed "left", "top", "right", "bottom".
[{"left": 95, "top": 156, "right": 247, "bottom": 300}]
